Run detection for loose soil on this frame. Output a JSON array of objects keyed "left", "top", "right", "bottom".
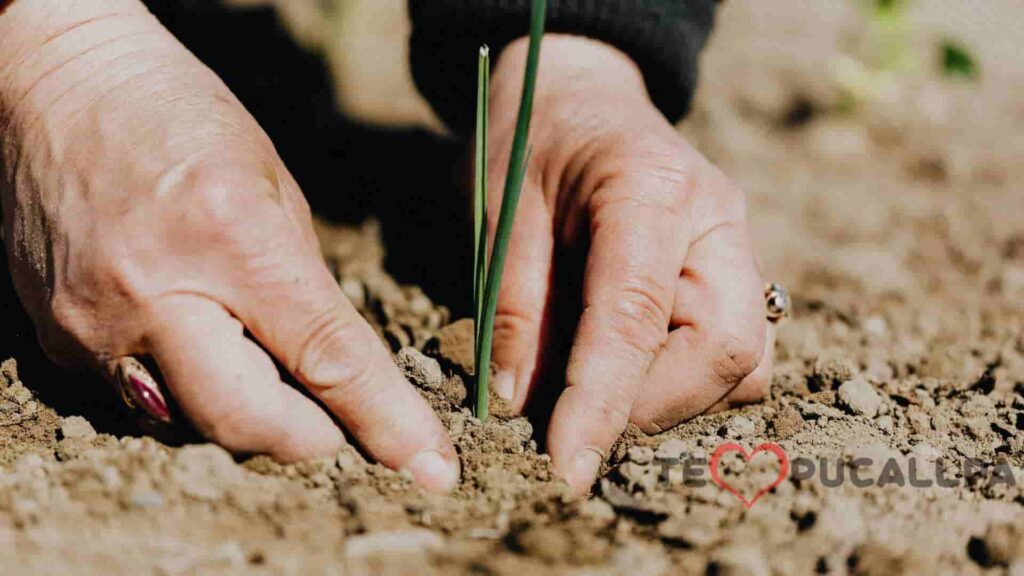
[{"left": 2, "top": 1, "right": 1023, "bottom": 574}]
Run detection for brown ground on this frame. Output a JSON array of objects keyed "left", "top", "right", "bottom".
[{"left": 2, "top": 1, "right": 1023, "bottom": 574}]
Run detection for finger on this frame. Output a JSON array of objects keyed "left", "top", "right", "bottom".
[
  {"left": 548, "top": 191, "right": 686, "bottom": 494},
  {"left": 629, "top": 221, "right": 767, "bottom": 432},
  {"left": 142, "top": 295, "right": 346, "bottom": 460},
  {"left": 702, "top": 321, "right": 775, "bottom": 415},
  {"left": 489, "top": 187, "right": 555, "bottom": 409},
  {"left": 232, "top": 247, "right": 460, "bottom": 492}
]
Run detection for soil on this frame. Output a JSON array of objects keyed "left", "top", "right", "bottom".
[{"left": 2, "top": 1, "right": 1024, "bottom": 574}]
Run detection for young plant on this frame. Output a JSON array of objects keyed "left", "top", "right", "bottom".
[{"left": 473, "top": 0, "right": 546, "bottom": 422}]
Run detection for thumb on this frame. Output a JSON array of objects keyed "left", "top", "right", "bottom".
[{"left": 226, "top": 205, "right": 459, "bottom": 492}]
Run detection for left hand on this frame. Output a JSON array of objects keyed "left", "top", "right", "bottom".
[{"left": 482, "top": 35, "right": 775, "bottom": 495}]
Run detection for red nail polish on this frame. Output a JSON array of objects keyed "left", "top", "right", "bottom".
[
  {"left": 117, "top": 359, "right": 172, "bottom": 424},
  {"left": 127, "top": 374, "right": 171, "bottom": 423}
]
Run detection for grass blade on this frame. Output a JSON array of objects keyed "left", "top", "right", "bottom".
[
  {"left": 474, "top": 46, "right": 490, "bottom": 350},
  {"left": 475, "top": 0, "right": 546, "bottom": 422}
]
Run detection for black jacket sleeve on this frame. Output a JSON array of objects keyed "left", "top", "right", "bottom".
[{"left": 407, "top": 0, "right": 718, "bottom": 134}]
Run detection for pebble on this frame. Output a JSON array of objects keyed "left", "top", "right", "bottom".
[
  {"left": 60, "top": 416, "right": 97, "bottom": 441},
  {"left": 654, "top": 439, "right": 688, "bottom": 461},
  {"left": 876, "top": 414, "right": 895, "bottom": 433},
  {"left": 811, "top": 351, "right": 857, "bottom": 389},
  {"left": 395, "top": 347, "right": 445, "bottom": 390},
  {"left": 578, "top": 499, "right": 616, "bottom": 524},
  {"left": 960, "top": 395, "right": 996, "bottom": 419},
  {"left": 618, "top": 461, "right": 659, "bottom": 493},
  {"left": 0, "top": 359, "right": 18, "bottom": 386},
  {"left": 838, "top": 377, "right": 883, "bottom": 418},
  {"left": 344, "top": 529, "right": 444, "bottom": 559},
  {"left": 170, "top": 445, "right": 242, "bottom": 501},
  {"left": 771, "top": 406, "right": 805, "bottom": 438},
  {"left": 724, "top": 416, "right": 756, "bottom": 438},
  {"left": 4, "top": 382, "right": 32, "bottom": 405},
  {"left": 627, "top": 446, "right": 654, "bottom": 465}
]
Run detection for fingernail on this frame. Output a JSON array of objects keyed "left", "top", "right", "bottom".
[
  {"left": 402, "top": 449, "right": 460, "bottom": 493},
  {"left": 563, "top": 448, "right": 604, "bottom": 494},
  {"left": 493, "top": 369, "right": 515, "bottom": 401},
  {"left": 118, "top": 359, "right": 171, "bottom": 424},
  {"left": 128, "top": 374, "right": 171, "bottom": 423}
]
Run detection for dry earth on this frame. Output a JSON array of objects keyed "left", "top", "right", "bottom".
[{"left": 2, "top": 0, "right": 1023, "bottom": 574}]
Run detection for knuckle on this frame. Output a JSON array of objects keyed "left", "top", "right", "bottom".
[
  {"left": 293, "top": 308, "right": 376, "bottom": 396},
  {"left": 708, "top": 328, "right": 764, "bottom": 389},
  {"left": 492, "top": 301, "right": 537, "bottom": 345},
  {"left": 604, "top": 283, "right": 670, "bottom": 357},
  {"left": 173, "top": 162, "right": 278, "bottom": 246}
]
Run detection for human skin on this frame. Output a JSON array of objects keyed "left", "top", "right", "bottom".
[
  {"left": 487, "top": 36, "right": 774, "bottom": 492},
  {"left": 0, "top": 0, "right": 772, "bottom": 495}
]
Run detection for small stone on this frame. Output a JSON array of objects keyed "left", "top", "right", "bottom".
[
  {"left": 654, "top": 438, "right": 689, "bottom": 461},
  {"left": 724, "top": 416, "right": 756, "bottom": 439},
  {"left": 578, "top": 498, "right": 616, "bottom": 524},
  {"left": 395, "top": 347, "right": 444, "bottom": 390},
  {"left": 618, "top": 461, "right": 658, "bottom": 493},
  {"left": 337, "top": 446, "right": 366, "bottom": 472},
  {"left": 911, "top": 443, "right": 942, "bottom": 462},
  {"left": 60, "top": 416, "right": 96, "bottom": 441},
  {"left": 170, "top": 445, "right": 241, "bottom": 501},
  {"left": 709, "top": 545, "right": 770, "bottom": 576},
  {"left": 961, "top": 395, "right": 997, "bottom": 419},
  {"left": 811, "top": 351, "right": 857, "bottom": 390},
  {"left": 344, "top": 529, "right": 444, "bottom": 559},
  {"left": 876, "top": 415, "right": 895, "bottom": 433},
  {"left": 0, "top": 358, "right": 18, "bottom": 387},
  {"left": 838, "top": 377, "right": 882, "bottom": 418},
  {"left": 863, "top": 315, "right": 889, "bottom": 338},
  {"left": 4, "top": 382, "right": 32, "bottom": 405},
  {"left": 127, "top": 480, "right": 165, "bottom": 509},
  {"left": 770, "top": 407, "right": 804, "bottom": 439},
  {"left": 406, "top": 289, "right": 434, "bottom": 317},
  {"left": 627, "top": 446, "right": 654, "bottom": 465}
]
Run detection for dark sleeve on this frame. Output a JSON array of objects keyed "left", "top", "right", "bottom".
[{"left": 408, "top": 0, "right": 718, "bottom": 135}]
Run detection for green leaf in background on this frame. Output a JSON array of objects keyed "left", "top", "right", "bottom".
[{"left": 940, "top": 39, "right": 979, "bottom": 81}]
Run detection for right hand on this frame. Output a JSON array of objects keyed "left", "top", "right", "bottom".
[{"left": 0, "top": 1, "right": 459, "bottom": 491}]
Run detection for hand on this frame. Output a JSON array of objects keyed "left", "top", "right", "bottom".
[
  {"left": 485, "top": 35, "right": 774, "bottom": 494},
  {"left": 0, "top": 1, "right": 458, "bottom": 491}
]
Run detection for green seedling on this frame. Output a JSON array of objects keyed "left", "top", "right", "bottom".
[{"left": 473, "top": 0, "right": 546, "bottom": 422}]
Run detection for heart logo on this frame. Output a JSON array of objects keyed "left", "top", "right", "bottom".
[{"left": 709, "top": 443, "right": 790, "bottom": 509}]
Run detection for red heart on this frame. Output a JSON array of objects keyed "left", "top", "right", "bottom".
[{"left": 709, "top": 442, "right": 790, "bottom": 509}]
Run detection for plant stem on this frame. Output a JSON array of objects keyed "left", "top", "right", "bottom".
[
  {"left": 474, "top": 46, "right": 490, "bottom": 351},
  {"left": 475, "top": 0, "right": 546, "bottom": 422}
]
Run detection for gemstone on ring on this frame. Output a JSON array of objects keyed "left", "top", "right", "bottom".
[{"left": 765, "top": 282, "right": 791, "bottom": 323}]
